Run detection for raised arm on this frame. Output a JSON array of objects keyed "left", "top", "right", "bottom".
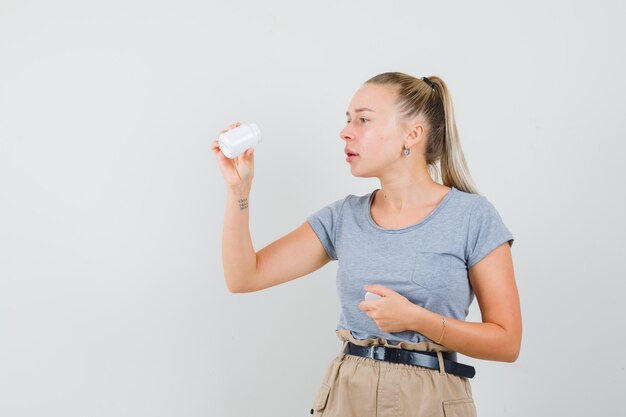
[{"left": 213, "top": 123, "right": 331, "bottom": 294}]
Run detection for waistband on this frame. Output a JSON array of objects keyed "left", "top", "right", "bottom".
[
  {"left": 343, "top": 342, "right": 475, "bottom": 378},
  {"left": 335, "top": 328, "right": 455, "bottom": 354}
]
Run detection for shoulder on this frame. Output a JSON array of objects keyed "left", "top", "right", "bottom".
[
  {"left": 307, "top": 192, "right": 357, "bottom": 220},
  {"left": 323, "top": 190, "right": 373, "bottom": 211},
  {"left": 445, "top": 188, "right": 508, "bottom": 223},
  {"left": 454, "top": 189, "right": 510, "bottom": 234},
  {"left": 444, "top": 187, "right": 485, "bottom": 214}
]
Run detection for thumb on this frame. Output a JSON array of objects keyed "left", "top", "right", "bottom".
[
  {"left": 364, "top": 284, "right": 392, "bottom": 297},
  {"left": 237, "top": 148, "right": 253, "bottom": 162}
]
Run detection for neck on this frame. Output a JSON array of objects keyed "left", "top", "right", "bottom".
[{"left": 375, "top": 179, "right": 449, "bottom": 212}]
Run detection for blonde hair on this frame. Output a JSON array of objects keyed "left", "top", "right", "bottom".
[{"left": 364, "top": 72, "right": 480, "bottom": 195}]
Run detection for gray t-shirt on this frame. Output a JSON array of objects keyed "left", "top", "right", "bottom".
[{"left": 306, "top": 186, "right": 514, "bottom": 345}]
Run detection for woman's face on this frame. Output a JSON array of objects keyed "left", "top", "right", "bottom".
[{"left": 340, "top": 83, "right": 412, "bottom": 178}]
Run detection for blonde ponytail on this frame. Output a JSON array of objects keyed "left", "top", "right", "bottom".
[{"left": 365, "top": 72, "right": 480, "bottom": 195}]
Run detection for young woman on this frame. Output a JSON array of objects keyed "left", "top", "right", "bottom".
[{"left": 212, "top": 72, "right": 521, "bottom": 417}]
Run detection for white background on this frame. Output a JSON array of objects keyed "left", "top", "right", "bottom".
[{"left": 1, "top": 1, "right": 625, "bottom": 416}]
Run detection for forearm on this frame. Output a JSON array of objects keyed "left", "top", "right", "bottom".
[
  {"left": 408, "top": 304, "right": 520, "bottom": 362},
  {"left": 222, "top": 184, "right": 257, "bottom": 292}
]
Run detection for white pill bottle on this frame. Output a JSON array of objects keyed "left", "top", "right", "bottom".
[{"left": 218, "top": 122, "right": 262, "bottom": 159}]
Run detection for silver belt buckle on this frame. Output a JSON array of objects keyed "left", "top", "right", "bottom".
[{"left": 370, "top": 345, "right": 385, "bottom": 360}]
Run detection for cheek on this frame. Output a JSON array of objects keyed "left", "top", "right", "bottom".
[
  {"left": 360, "top": 129, "right": 400, "bottom": 157},
  {"left": 362, "top": 143, "right": 397, "bottom": 166},
  {"left": 375, "top": 133, "right": 400, "bottom": 154},
  {"left": 374, "top": 125, "right": 400, "bottom": 144}
]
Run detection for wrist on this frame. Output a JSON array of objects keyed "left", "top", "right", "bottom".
[
  {"left": 227, "top": 183, "right": 252, "bottom": 196},
  {"left": 408, "top": 303, "right": 425, "bottom": 333}
]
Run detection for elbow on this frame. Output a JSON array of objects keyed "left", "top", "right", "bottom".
[
  {"left": 225, "top": 278, "right": 254, "bottom": 294},
  {"left": 227, "top": 284, "right": 241, "bottom": 293},
  {"left": 495, "top": 321, "right": 522, "bottom": 362},
  {"left": 224, "top": 276, "right": 245, "bottom": 294},
  {"left": 226, "top": 282, "right": 248, "bottom": 293},
  {"left": 502, "top": 339, "right": 521, "bottom": 363},
  {"left": 503, "top": 348, "right": 519, "bottom": 363}
]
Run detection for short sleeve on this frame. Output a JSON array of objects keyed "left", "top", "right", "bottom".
[
  {"left": 306, "top": 196, "right": 347, "bottom": 261},
  {"left": 466, "top": 197, "right": 514, "bottom": 269}
]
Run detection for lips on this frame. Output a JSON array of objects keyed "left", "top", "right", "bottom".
[{"left": 344, "top": 148, "right": 359, "bottom": 156}]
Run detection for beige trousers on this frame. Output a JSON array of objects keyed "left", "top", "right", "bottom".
[{"left": 310, "top": 329, "right": 477, "bottom": 417}]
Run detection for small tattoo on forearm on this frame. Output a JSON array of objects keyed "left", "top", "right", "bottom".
[{"left": 238, "top": 198, "right": 249, "bottom": 210}]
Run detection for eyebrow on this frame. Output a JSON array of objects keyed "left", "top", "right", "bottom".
[{"left": 346, "top": 107, "right": 376, "bottom": 116}]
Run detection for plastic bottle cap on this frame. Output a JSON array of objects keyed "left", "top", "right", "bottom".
[{"left": 364, "top": 291, "right": 381, "bottom": 301}]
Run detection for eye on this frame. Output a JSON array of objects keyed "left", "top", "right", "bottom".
[{"left": 345, "top": 118, "right": 368, "bottom": 124}]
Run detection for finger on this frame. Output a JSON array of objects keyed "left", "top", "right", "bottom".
[
  {"left": 219, "top": 122, "right": 240, "bottom": 135},
  {"left": 365, "top": 284, "right": 389, "bottom": 296},
  {"left": 364, "top": 284, "right": 381, "bottom": 295}
]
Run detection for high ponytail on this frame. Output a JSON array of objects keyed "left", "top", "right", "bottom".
[{"left": 364, "top": 72, "right": 480, "bottom": 195}]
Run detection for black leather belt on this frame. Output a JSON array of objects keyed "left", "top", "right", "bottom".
[{"left": 344, "top": 342, "right": 476, "bottom": 379}]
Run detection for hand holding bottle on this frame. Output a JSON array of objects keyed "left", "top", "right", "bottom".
[{"left": 211, "top": 122, "right": 256, "bottom": 188}]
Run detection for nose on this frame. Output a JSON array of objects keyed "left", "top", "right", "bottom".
[{"left": 339, "top": 124, "right": 354, "bottom": 142}]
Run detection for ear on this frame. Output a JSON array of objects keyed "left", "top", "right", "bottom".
[{"left": 406, "top": 121, "right": 426, "bottom": 147}]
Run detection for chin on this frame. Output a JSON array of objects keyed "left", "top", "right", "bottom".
[{"left": 350, "top": 166, "right": 377, "bottom": 179}]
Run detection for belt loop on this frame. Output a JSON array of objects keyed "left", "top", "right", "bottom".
[
  {"left": 338, "top": 340, "right": 349, "bottom": 359},
  {"left": 436, "top": 351, "right": 445, "bottom": 376}
]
